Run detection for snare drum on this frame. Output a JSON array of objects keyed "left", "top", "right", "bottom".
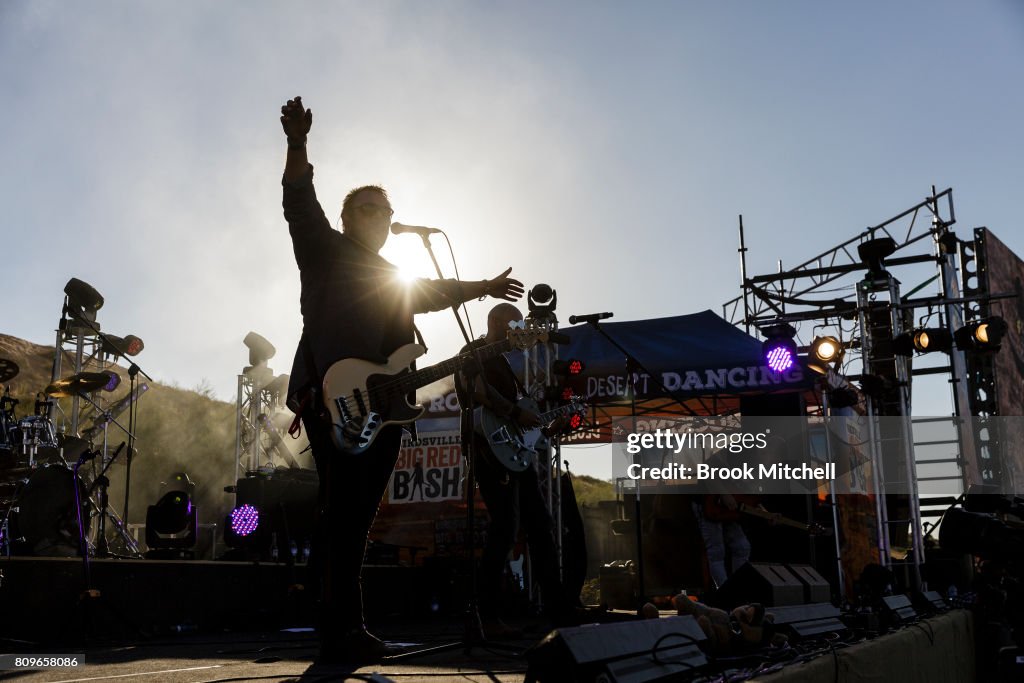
[{"left": 0, "top": 465, "right": 90, "bottom": 555}]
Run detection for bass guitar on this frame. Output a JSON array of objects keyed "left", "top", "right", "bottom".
[
  {"left": 474, "top": 396, "right": 586, "bottom": 472},
  {"left": 322, "top": 327, "right": 548, "bottom": 454}
]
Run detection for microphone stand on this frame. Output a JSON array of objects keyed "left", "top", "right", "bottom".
[
  {"left": 388, "top": 344, "right": 523, "bottom": 662},
  {"left": 415, "top": 232, "right": 471, "bottom": 345},
  {"left": 577, "top": 317, "right": 707, "bottom": 609}
]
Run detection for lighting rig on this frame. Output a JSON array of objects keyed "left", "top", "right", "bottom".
[
  {"left": 723, "top": 187, "right": 1017, "bottom": 593},
  {"left": 51, "top": 277, "right": 147, "bottom": 558}
]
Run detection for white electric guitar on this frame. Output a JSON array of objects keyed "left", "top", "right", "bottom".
[
  {"left": 322, "top": 327, "right": 548, "bottom": 454},
  {"left": 474, "top": 395, "right": 586, "bottom": 472}
]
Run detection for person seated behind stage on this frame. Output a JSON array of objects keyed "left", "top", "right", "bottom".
[{"left": 455, "top": 303, "right": 575, "bottom": 637}]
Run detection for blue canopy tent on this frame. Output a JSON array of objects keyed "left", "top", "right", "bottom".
[{"left": 548, "top": 310, "right": 815, "bottom": 442}]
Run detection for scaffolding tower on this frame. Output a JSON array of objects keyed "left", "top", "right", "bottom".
[{"left": 721, "top": 187, "right": 1000, "bottom": 589}]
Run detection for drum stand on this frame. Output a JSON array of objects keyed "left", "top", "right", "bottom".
[{"left": 75, "top": 392, "right": 142, "bottom": 559}]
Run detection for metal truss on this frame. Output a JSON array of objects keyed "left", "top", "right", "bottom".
[
  {"left": 718, "top": 188, "right": 1007, "bottom": 591},
  {"left": 522, "top": 310, "right": 564, "bottom": 584},
  {"left": 49, "top": 313, "right": 144, "bottom": 557},
  {"left": 233, "top": 367, "right": 290, "bottom": 481}
]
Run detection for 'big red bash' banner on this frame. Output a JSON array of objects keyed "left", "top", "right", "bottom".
[{"left": 388, "top": 428, "right": 464, "bottom": 504}]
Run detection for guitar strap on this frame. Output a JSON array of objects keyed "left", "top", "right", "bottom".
[
  {"left": 288, "top": 335, "right": 323, "bottom": 439},
  {"left": 405, "top": 325, "right": 429, "bottom": 441}
]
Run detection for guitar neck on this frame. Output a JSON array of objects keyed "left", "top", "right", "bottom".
[
  {"left": 738, "top": 504, "right": 810, "bottom": 532},
  {"left": 392, "top": 339, "right": 515, "bottom": 395},
  {"left": 538, "top": 402, "right": 578, "bottom": 423}
]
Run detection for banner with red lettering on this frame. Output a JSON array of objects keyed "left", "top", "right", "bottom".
[{"left": 388, "top": 428, "right": 465, "bottom": 504}]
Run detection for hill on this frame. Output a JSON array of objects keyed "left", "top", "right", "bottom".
[{"left": 0, "top": 333, "right": 251, "bottom": 529}]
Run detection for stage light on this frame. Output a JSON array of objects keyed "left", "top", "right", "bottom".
[
  {"left": 64, "top": 278, "right": 104, "bottom": 323},
  {"left": 265, "top": 373, "right": 290, "bottom": 399},
  {"left": 954, "top": 317, "right": 1008, "bottom": 353},
  {"left": 527, "top": 283, "right": 557, "bottom": 318},
  {"left": 807, "top": 336, "right": 844, "bottom": 375},
  {"left": 893, "top": 328, "right": 953, "bottom": 356},
  {"left": 761, "top": 323, "right": 797, "bottom": 373},
  {"left": 101, "top": 370, "right": 120, "bottom": 392},
  {"left": 552, "top": 359, "right": 585, "bottom": 376},
  {"left": 230, "top": 504, "right": 260, "bottom": 537},
  {"left": 857, "top": 236, "right": 897, "bottom": 279},
  {"left": 145, "top": 490, "right": 197, "bottom": 555},
  {"left": 243, "top": 332, "right": 276, "bottom": 367},
  {"left": 550, "top": 358, "right": 587, "bottom": 406},
  {"left": 102, "top": 334, "right": 145, "bottom": 357}
]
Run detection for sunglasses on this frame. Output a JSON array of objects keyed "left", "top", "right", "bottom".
[{"left": 353, "top": 203, "right": 394, "bottom": 220}]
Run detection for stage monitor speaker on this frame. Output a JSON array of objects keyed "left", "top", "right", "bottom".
[
  {"left": 712, "top": 562, "right": 803, "bottom": 608},
  {"left": 911, "top": 590, "right": 949, "bottom": 615},
  {"left": 525, "top": 616, "right": 707, "bottom": 683},
  {"left": 767, "top": 603, "right": 848, "bottom": 641},
  {"left": 881, "top": 594, "right": 918, "bottom": 626},
  {"left": 786, "top": 563, "right": 831, "bottom": 604}
]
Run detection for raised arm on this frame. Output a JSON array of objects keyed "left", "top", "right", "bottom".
[{"left": 281, "top": 96, "right": 312, "bottom": 184}]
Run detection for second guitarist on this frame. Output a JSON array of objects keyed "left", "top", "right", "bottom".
[{"left": 455, "top": 303, "right": 577, "bottom": 638}]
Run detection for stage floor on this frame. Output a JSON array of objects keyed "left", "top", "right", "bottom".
[{"left": 1, "top": 625, "right": 537, "bottom": 682}]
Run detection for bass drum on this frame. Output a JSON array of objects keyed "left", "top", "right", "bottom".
[{"left": 0, "top": 465, "right": 90, "bottom": 556}]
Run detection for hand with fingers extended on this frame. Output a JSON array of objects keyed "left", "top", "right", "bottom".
[
  {"left": 485, "top": 268, "right": 525, "bottom": 302},
  {"left": 280, "top": 95, "right": 312, "bottom": 144}
]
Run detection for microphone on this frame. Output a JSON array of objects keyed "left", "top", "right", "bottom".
[
  {"left": 391, "top": 222, "right": 442, "bottom": 236},
  {"left": 569, "top": 312, "right": 613, "bottom": 325}
]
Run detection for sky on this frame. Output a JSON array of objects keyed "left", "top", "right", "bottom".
[{"left": 2, "top": 1, "right": 1023, "bottom": 480}]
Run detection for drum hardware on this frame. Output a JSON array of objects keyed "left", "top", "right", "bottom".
[
  {"left": 15, "top": 414, "right": 60, "bottom": 467},
  {"left": 74, "top": 387, "right": 143, "bottom": 559},
  {"left": 0, "top": 388, "right": 17, "bottom": 456},
  {"left": 85, "top": 441, "right": 141, "bottom": 558}
]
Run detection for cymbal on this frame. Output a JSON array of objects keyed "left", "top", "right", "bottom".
[
  {"left": 0, "top": 358, "right": 18, "bottom": 384},
  {"left": 45, "top": 372, "right": 112, "bottom": 397}
]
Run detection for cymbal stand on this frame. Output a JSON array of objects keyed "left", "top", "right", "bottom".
[{"left": 75, "top": 391, "right": 142, "bottom": 558}]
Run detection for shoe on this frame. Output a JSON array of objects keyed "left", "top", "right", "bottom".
[
  {"left": 317, "top": 627, "right": 400, "bottom": 666},
  {"left": 481, "top": 617, "right": 524, "bottom": 640}
]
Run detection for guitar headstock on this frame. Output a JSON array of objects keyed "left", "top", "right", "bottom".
[
  {"left": 507, "top": 324, "right": 549, "bottom": 350},
  {"left": 567, "top": 395, "right": 588, "bottom": 413}
]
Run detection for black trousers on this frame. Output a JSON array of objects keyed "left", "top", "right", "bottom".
[
  {"left": 472, "top": 435, "right": 567, "bottom": 617},
  {"left": 304, "top": 416, "right": 402, "bottom": 637}
]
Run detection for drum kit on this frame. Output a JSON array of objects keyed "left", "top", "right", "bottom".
[{"left": 0, "top": 358, "right": 138, "bottom": 558}]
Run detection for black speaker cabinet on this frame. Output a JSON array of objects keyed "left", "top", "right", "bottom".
[
  {"left": 712, "top": 562, "right": 804, "bottom": 608},
  {"left": 786, "top": 563, "right": 832, "bottom": 603},
  {"left": 525, "top": 616, "right": 707, "bottom": 683}
]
